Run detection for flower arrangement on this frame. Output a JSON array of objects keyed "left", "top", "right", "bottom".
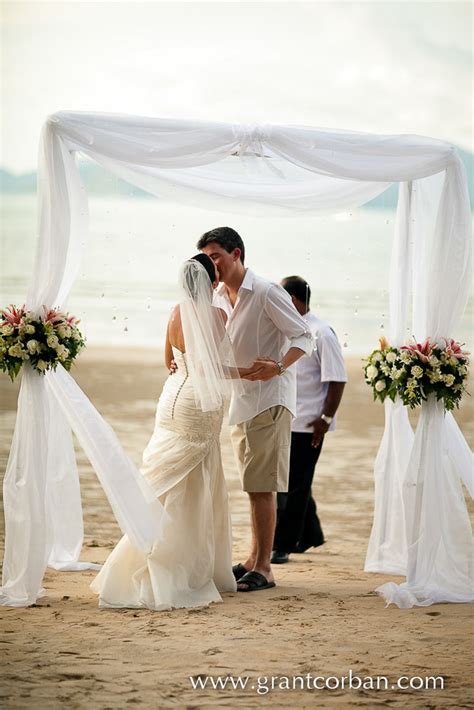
[
  {"left": 364, "top": 336, "right": 469, "bottom": 411},
  {"left": 364, "top": 335, "right": 400, "bottom": 404},
  {"left": 0, "top": 304, "right": 85, "bottom": 381}
]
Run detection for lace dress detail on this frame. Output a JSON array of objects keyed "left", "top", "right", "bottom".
[{"left": 90, "top": 347, "right": 235, "bottom": 610}]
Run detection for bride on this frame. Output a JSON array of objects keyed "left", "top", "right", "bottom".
[{"left": 90, "top": 254, "right": 240, "bottom": 610}]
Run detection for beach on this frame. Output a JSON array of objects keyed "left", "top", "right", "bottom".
[{"left": 0, "top": 349, "right": 473, "bottom": 709}]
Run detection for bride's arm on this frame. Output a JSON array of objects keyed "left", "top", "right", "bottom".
[
  {"left": 165, "top": 319, "right": 173, "bottom": 370},
  {"left": 218, "top": 308, "right": 228, "bottom": 325}
]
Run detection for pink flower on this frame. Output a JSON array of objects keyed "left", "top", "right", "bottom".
[
  {"left": 378, "top": 335, "right": 390, "bottom": 351},
  {"left": 443, "top": 339, "right": 470, "bottom": 360},
  {"left": 42, "top": 306, "right": 66, "bottom": 325},
  {"left": 1, "top": 304, "right": 26, "bottom": 327},
  {"left": 41, "top": 306, "right": 80, "bottom": 327},
  {"left": 401, "top": 338, "right": 433, "bottom": 363}
]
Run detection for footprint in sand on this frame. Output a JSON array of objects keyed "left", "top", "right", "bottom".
[
  {"left": 271, "top": 595, "right": 292, "bottom": 601},
  {"left": 58, "top": 651, "right": 80, "bottom": 656},
  {"left": 187, "top": 607, "right": 210, "bottom": 615},
  {"left": 279, "top": 605, "right": 304, "bottom": 612},
  {"left": 204, "top": 647, "right": 222, "bottom": 656}
]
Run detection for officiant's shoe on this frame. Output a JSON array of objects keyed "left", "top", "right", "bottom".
[
  {"left": 293, "top": 539, "right": 325, "bottom": 553},
  {"left": 271, "top": 550, "right": 289, "bottom": 564}
]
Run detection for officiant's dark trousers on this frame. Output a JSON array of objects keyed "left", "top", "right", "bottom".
[{"left": 273, "top": 432, "right": 325, "bottom": 553}]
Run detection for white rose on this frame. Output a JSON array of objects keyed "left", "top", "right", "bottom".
[
  {"left": 25, "top": 324, "right": 35, "bottom": 334},
  {"left": 375, "top": 380, "right": 386, "bottom": 392},
  {"left": 411, "top": 365, "right": 423, "bottom": 379},
  {"left": 36, "top": 359, "right": 48, "bottom": 371},
  {"left": 429, "top": 356, "right": 439, "bottom": 367},
  {"left": 444, "top": 374, "right": 455, "bottom": 387},
  {"left": 1, "top": 324, "right": 14, "bottom": 336},
  {"left": 57, "top": 345, "right": 69, "bottom": 361},
  {"left": 58, "top": 325, "right": 71, "bottom": 339},
  {"left": 47, "top": 334, "right": 59, "bottom": 348},
  {"left": 372, "top": 352, "right": 383, "bottom": 362},
  {"left": 366, "top": 365, "right": 378, "bottom": 380},
  {"left": 26, "top": 339, "right": 39, "bottom": 354},
  {"left": 386, "top": 351, "right": 397, "bottom": 364},
  {"left": 8, "top": 344, "right": 22, "bottom": 357}
]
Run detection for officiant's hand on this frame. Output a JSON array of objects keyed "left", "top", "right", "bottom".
[
  {"left": 240, "top": 357, "right": 279, "bottom": 381},
  {"left": 309, "top": 416, "right": 329, "bottom": 448}
]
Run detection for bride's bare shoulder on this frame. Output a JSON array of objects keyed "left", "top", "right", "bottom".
[
  {"left": 167, "top": 305, "right": 183, "bottom": 341},
  {"left": 169, "top": 304, "right": 181, "bottom": 322}
]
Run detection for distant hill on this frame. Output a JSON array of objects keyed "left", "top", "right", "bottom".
[
  {"left": 1, "top": 148, "right": 472, "bottom": 209},
  {"left": 0, "top": 162, "right": 149, "bottom": 199}
]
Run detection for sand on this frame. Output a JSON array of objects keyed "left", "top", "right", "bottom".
[{"left": 0, "top": 348, "right": 473, "bottom": 709}]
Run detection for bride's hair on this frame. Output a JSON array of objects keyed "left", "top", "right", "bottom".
[
  {"left": 182, "top": 253, "right": 217, "bottom": 301},
  {"left": 190, "top": 253, "right": 217, "bottom": 285}
]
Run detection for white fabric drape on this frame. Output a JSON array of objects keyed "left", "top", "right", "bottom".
[
  {"left": 376, "top": 160, "right": 473, "bottom": 607},
  {"left": 1, "top": 111, "right": 471, "bottom": 607},
  {"left": 365, "top": 182, "right": 414, "bottom": 575}
]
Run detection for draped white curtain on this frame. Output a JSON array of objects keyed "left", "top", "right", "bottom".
[
  {"left": 365, "top": 182, "right": 415, "bottom": 575},
  {"left": 1, "top": 111, "right": 472, "bottom": 607},
  {"left": 376, "top": 163, "right": 473, "bottom": 606}
]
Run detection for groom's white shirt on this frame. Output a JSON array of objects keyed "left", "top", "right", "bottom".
[{"left": 214, "top": 269, "right": 314, "bottom": 426}]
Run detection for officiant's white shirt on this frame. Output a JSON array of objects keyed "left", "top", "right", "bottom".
[
  {"left": 291, "top": 311, "right": 348, "bottom": 434},
  {"left": 214, "top": 269, "right": 314, "bottom": 426}
]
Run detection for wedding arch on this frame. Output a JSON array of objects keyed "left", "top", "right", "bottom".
[{"left": 1, "top": 111, "right": 472, "bottom": 609}]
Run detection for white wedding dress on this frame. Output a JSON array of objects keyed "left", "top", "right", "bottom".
[{"left": 90, "top": 348, "right": 237, "bottom": 609}]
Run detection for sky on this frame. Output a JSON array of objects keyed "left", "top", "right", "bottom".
[{"left": 1, "top": 0, "right": 472, "bottom": 173}]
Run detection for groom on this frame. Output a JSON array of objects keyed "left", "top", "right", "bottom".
[{"left": 197, "top": 227, "right": 313, "bottom": 591}]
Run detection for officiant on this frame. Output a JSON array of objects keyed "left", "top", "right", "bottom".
[{"left": 272, "top": 276, "right": 347, "bottom": 564}]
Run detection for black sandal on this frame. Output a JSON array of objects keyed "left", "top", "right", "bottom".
[
  {"left": 237, "top": 570, "right": 276, "bottom": 592},
  {"left": 232, "top": 563, "right": 249, "bottom": 581}
]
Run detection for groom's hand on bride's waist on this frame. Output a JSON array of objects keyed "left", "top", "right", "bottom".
[
  {"left": 169, "top": 359, "right": 178, "bottom": 375},
  {"left": 240, "top": 357, "right": 279, "bottom": 381}
]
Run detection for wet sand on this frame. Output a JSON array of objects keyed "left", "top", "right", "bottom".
[{"left": 0, "top": 348, "right": 473, "bottom": 709}]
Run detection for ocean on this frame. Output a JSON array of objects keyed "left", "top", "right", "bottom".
[{"left": 1, "top": 194, "right": 472, "bottom": 356}]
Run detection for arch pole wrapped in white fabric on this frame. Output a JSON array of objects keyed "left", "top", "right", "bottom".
[
  {"left": 0, "top": 111, "right": 472, "bottom": 608},
  {"left": 365, "top": 182, "right": 414, "bottom": 575},
  {"left": 376, "top": 162, "right": 474, "bottom": 606}
]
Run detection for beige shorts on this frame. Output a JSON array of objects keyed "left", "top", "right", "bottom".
[{"left": 230, "top": 406, "right": 292, "bottom": 493}]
